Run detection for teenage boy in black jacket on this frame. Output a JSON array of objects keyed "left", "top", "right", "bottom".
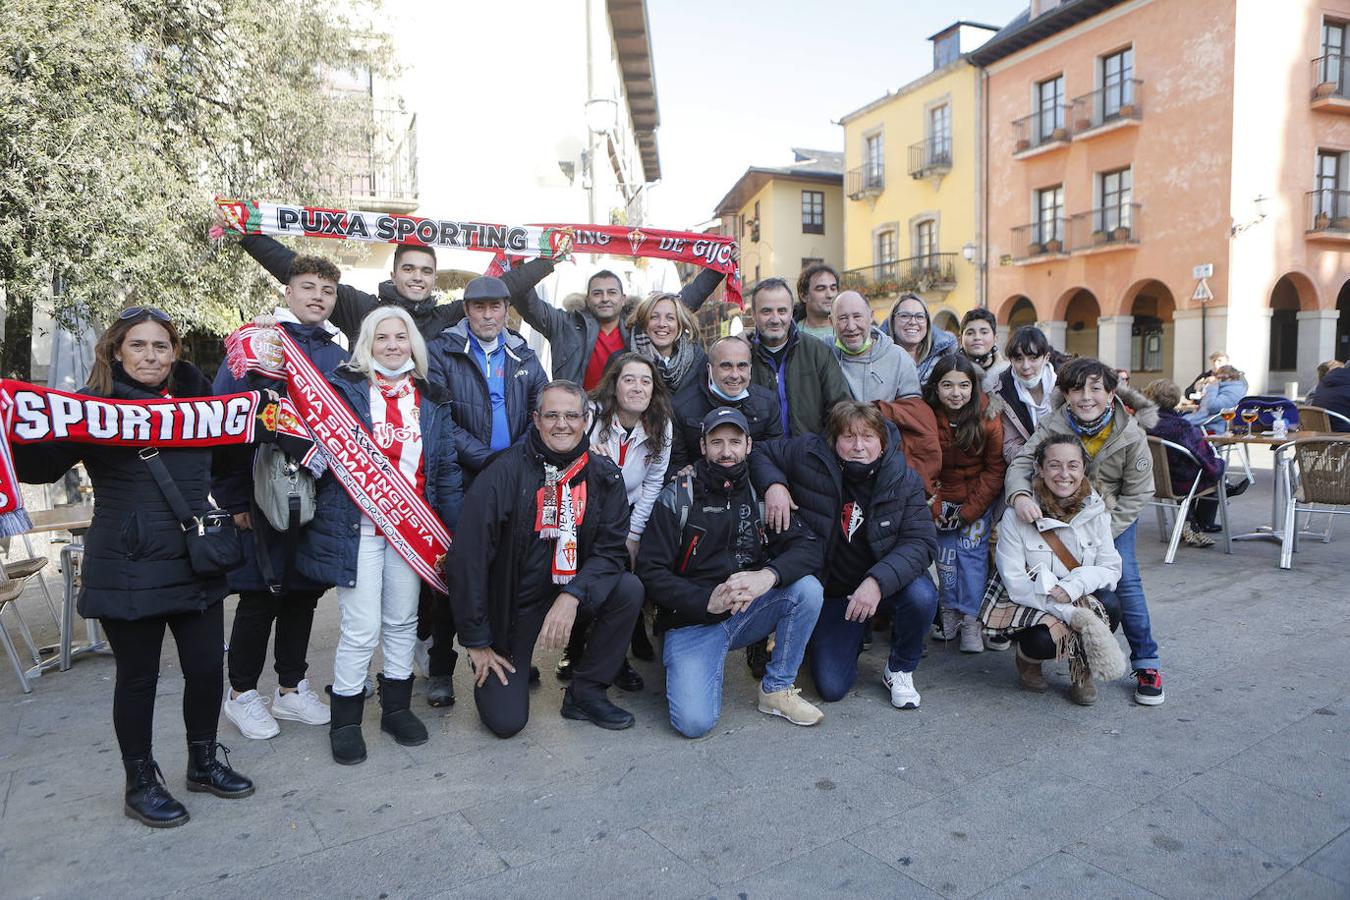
[
  {"left": 450, "top": 381, "right": 643, "bottom": 736},
  {"left": 752, "top": 401, "right": 938, "bottom": 709},
  {"left": 637, "top": 407, "right": 825, "bottom": 738}
]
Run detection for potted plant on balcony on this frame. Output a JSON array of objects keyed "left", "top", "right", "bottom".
[
  {"left": 1111, "top": 225, "right": 1131, "bottom": 242},
  {"left": 1015, "top": 137, "right": 1031, "bottom": 152},
  {"left": 1315, "top": 81, "right": 1337, "bottom": 98},
  {"left": 1044, "top": 237, "right": 1063, "bottom": 253},
  {"left": 1315, "top": 211, "right": 1332, "bottom": 230},
  {"left": 1118, "top": 102, "right": 1139, "bottom": 118},
  {"left": 1050, "top": 126, "right": 1069, "bottom": 142},
  {"left": 1075, "top": 116, "right": 1093, "bottom": 133}
]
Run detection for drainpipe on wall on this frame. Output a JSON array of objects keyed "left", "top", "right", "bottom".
[
  {"left": 585, "top": 0, "right": 597, "bottom": 227},
  {"left": 978, "top": 64, "right": 989, "bottom": 310}
]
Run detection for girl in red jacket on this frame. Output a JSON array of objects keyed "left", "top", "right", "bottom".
[{"left": 923, "top": 355, "right": 1007, "bottom": 653}]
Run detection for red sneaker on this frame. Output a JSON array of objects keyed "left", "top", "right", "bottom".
[{"left": 1134, "top": 668, "right": 1165, "bottom": 706}]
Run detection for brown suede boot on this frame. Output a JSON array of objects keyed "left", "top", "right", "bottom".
[
  {"left": 1015, "top": 650, "right": 1048, "bottom": 692},
  {"left": 1069, "top": 671, "right": 1098, "bottom": 706}
]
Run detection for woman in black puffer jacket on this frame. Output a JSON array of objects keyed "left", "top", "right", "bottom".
[{"left": 13, "top": 308, "right": 253, "bottom": 829}]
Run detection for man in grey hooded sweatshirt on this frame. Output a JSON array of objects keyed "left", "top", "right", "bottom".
[{"left": 831, "top": 291, "right": 921, "bottom": 402}]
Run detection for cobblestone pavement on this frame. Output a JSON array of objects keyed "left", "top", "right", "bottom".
[{"left": 2, "top": 454, "right": 1347, "bottom": 899}]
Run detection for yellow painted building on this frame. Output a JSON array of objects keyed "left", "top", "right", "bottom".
[
  {"left": 840, "top": 22, "right": 997, "bottom": 329},
  {"left": 713, "top": 149, "right": 844, "bottom": 289}
]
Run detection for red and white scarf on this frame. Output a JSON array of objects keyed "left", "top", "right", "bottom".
[
  {"left": 533, "top": 453, "right": 589, "bottom": 584},
  {"left": 369, "top": 376, "right": 424, "bottom": 494},
  {"left": 216, "top": 198, "right": 742, "bottom": 307},
  {"left": 225, "top": 325, "right": 452, "bottom": 592},
  {"left": 0, "top": 380, "right": 266, "bottom": 536}
]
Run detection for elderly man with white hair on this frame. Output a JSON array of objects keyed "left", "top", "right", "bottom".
[{"left": 830, "top": 290, "right": 921, "bottom": 402}]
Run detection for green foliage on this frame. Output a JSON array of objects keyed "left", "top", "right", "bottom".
[{"left": 0, "top": 0, "right": 392, "bottom": 336}]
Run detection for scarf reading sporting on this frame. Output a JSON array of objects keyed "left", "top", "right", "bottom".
[
  {"left": 225, "top": 326, "right": 452, "bottom": 593},
  {"left": 215, "top": 197, "right": 742, "bottom": 307},
  {"left": 0, "top": 380, "right": 266, "bottom": 536}
]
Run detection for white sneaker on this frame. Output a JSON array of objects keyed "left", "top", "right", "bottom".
[
  {"left": 959, "top": 615, "right": 985, "bottom": 654},
  {"left": 272, "top": 679, "right": 330, "bottom": 725},
  {"left": 223, "top": 688, "right": 280, "bottom": 740},
  {"left": 883, "top": 667, "right": 920, "bottom": 709},
  {"left": 413, "top": 637, "right": 432, "bottom": 678},
  {"left": 932, "top": 607, "right": 961, "bottom": 641}
]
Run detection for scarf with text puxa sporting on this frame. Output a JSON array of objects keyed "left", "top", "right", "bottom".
[
  {"left": 0, "top": 381, "right": 270, "bottom": 536},
  {"left": 213, "top": 197, "right": 742, "bottom": 307},
  {"left": 224, "top": 325, "right": 452, "bottom": 593}
]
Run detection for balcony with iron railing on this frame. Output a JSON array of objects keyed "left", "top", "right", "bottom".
[
  {"left": 1066, "top": 203, "right": 1141, "bottom": 253},
  {"left": 1305, "top": 189, "right": 1350, "bottom": 241},
  {"left": 908, "top": 139, "right": 952, "bottom": 179},
  {"left": 330, "top": 108, "right": 419, "bottom": 213},
  {"left": 1312, "top": 54, "right": 1350, "bottom": 112},
  {"left": 1071, "top": 79, "right": 1143, "bottom": 137},
  {"left": 1010, "top": 217, "right": 1068, "bottom": 262},
  {"left": 846, "top": 164, "right": 885, "bottom": 200},
  {"left": 1012, "top": 106, "right": 1072, "bottom": 157},
  {"left": 840, "top": 252, "right": 957, "bottom": 298}
]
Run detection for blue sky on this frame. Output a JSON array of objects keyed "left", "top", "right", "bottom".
[{"left": 645, "top": 0, "right": 1029, "bottom": 229}]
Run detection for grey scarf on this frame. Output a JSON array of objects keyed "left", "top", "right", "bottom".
[{"left": 632, "top": 331, "right": 699, "bottom": 391}]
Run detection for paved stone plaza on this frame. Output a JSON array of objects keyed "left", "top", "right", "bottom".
[{"left": 2, "top": 453, "right": 1348, "bottom": 899}]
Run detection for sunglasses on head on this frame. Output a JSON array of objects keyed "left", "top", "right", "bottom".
[{"left": 118, "top": 306, "right": 172, "bottom": 323}]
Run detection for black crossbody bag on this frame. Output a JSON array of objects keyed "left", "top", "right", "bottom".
[{"left": 139, "top": 448, "right": 243, "bottom": 577}]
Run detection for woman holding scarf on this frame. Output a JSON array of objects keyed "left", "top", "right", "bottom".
[
  {"left": 622, "top": 292, "right": 708, "bottom": 395},
  {"left": 295, "top": 306, "right": 464, "bottom": 765},
  {"left": 557, "top": 353, "right": 673, "bottom": 688},
  {"left": 12, "top": 308, "right": 253, "bottom": 828},
  {"left": 924, "top": 355, "right": 1006, "bottom": 654}
]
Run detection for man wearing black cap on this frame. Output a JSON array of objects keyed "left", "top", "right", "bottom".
[
  {"left": 636, "top": 406, "right": 825, "bottom": 738},
  {"left": 418, "top": 276, "right": 549, "bottom": 706}
]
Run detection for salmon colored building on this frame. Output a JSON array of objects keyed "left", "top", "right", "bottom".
[{"left": 972, "top": 0, "right": 1350, "bottom": 393}]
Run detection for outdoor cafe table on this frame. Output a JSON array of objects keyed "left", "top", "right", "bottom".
[
  {"left": 1208, "top": 431, "right": 1334, "bottom": 542},
  {"left": 21, "top": 504, "right": 107, "bottom": 674}
]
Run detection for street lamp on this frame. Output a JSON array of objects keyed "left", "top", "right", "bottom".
[
  {"left": 584, "top": 97, "right": 617, "bottom": 136},
  {"left": 961, "top": 241, "right": 976, "bottom": 263}
]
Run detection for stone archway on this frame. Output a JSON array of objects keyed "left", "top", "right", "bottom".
[
  {"left": 1125, "top": 279, "right": 1176, "bottom": 384},
  {"left": 1268, "top": 275, "right": 1305, "bottom": 376},
  {"left": 1007, "top": 297, "right": 1037, "bottom": 332},
  {"left": 1338, "top": 281, "right": 1350, "bottom": 362},
  {"left": 932, "top": 309, "right": 960, "bottom": 336},
  {"left": 1059, "top": 289, "right": 1101, "bottom": 361}
]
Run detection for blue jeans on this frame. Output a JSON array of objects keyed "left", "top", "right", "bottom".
[
  {"left": 1094, "top": 522, "right": 1159, "bottom": 670},
  {"left": 808, "top": 575, "right": 939, "bottom": 702},
  {"left": 662, "top": 576, "right": 823, "bottom": 738},
  {"left": 935, "top": 511, "right": 991, "bottom": 616}
]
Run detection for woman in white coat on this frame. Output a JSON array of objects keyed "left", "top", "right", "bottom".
[
  {"left": 983, "top": 435, "right": 1125, "bottom": 705},
  {"left": 557, "top": 353, "right": 673, "bottom": 690}
]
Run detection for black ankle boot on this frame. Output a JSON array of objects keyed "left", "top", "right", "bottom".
[
  {"left": 329, "top": 690, "right": 367, "bottom": 765},
  {"left": 185, "top": 741, "right": 254, "bottom": 798},
  {"left": 123, "top": 756, "right": 189, "bottom": 828},
  {"left": 377, "top": 674, "right": 428, "bottom": 746}
]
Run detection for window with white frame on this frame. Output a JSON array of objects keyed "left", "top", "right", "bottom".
[
  {"left": 1099, "top": 167, "right": 1132, "bottom": 234},
  {"left": 1316, "top": 150, "right": 1345, "bottom": 221},
  {"left": 875, "top": 229, "right": 898, "bottom": 279},
  {"left": 929, "top": 104, "right": 951, "bottom": 165},
  {"left": 915, "top": 219, "right": 937, "bottom": 265},
  {"left": 1101, "top": 47, "right": 1135, "bottom": 118},
  {"left": 1036, "top": 75, "right": 1065, "bottom": 140},
  {"left": 801, "top": 190, "right": 825, "bottom": 234},
  {"left": 864, "top": 132, "right": 884, "bottom": 188},
  {"left": 1322, "top": 19, "right": 1347, "bottom": 89},
  {"left": 1036, "top": 186, "right": 1064, "bottom": 245}
]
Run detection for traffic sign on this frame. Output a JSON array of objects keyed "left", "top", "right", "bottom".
[
  {"left": 1193, "top": 263, "right": 1213, "bottom": 279},
  {"left": 1192, "top": 279, "right": 1213, "bottom": 302}
]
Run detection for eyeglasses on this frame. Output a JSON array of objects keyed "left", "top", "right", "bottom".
[
  {"left": 118, "top": 306, "right": 172, "bottom": 323},
  {"left": 893, "top": 312, "right": 926, "bottom": 323},
  {"left": 539, "top": 411, "right": 585, "bottom": 423}
]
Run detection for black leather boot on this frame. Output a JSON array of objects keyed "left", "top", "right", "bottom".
[
  {"left": 378, "top": 674, "right": 428, "bottom": 746},
  {"left": 123, "top": 756, "right": 189, "bottom": 828},
  {"left": 185, "top": 741, "right": 254, "bottom": 798},
  {"left": 329, "top": 690, "right": 367, "bottom": 765}
]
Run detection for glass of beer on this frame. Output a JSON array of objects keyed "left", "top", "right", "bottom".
[{"left": 1240, "top": 407, "right": 1259, "bottom": 436}]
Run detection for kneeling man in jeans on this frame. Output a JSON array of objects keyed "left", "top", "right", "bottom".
[{"left": 637, "top": 407, "right": 824, "bottom": 738}]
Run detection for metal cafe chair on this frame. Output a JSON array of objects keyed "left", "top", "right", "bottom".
[
  {"left": 1147, "top": 436, "right": 1232, "bottom": 564},
  {"left": 1279, "top": 437, "right": 1350, "bottom": 569}
]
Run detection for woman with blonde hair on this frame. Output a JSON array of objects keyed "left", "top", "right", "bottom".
[
  {"left": 624, "top": 291, "right": 708, "bottom": 394},
  {"left": 295, "top": 306, "right": 465, "bottom": 765}
]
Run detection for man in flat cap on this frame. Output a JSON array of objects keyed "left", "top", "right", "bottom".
[
  {"left": 421, "top": 275, "right": 548, "bottom": 706},
  {"left": 636, "top": 407, "right": 826, "bottom": 738}
]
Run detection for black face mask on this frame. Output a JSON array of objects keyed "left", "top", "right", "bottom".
[
  {"left": 698, "top": 456, "right": 749, "bottom": 492},
  {"left": 839, "top": 458, "right": 880, "bottom": 482}
]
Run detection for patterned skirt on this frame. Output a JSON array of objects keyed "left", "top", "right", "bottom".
[{"left": 977, "top": 572, "right": 1109, "bottom": 684}]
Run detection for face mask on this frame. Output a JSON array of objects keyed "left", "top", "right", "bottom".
[
  {"left": 373, "top": 358, "right": 415, "bottom": 378},
  {"left": 839, "top": 458, "right": 880, "bottom": 481},
  {"left": 714, "top": 458, "right": 749, "bottom": 483},
  {"left": 1015, "top": 367, "right": 1044, "bottom": 389},
  {"left": 708, "top": 377, "right": 749, "bottom": 402}
]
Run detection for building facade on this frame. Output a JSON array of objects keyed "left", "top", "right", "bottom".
[
  {"left": 712, "top": 149, "right": 844, "bottom": 290},
  {"left": 840, "top": 22, "right": 997, "bottom": 329},
  {"left": 974, "top": 0, "right": 1350, "bottom": 392}
]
